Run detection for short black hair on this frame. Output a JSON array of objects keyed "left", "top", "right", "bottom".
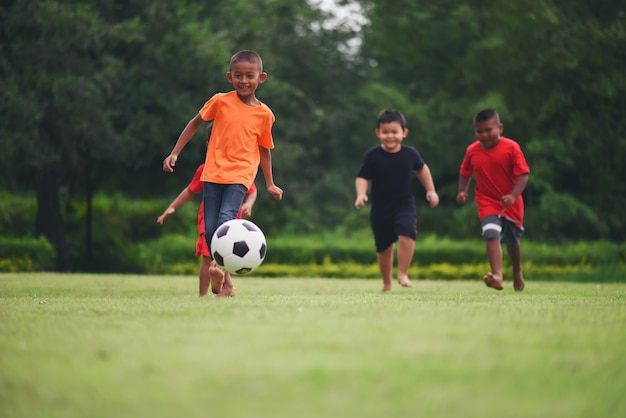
[
  {"left": 377, "top": 109, "right": 407, "bottom": 129},
  {"left": 473, "top": 108, "right": 500, "bottom": 124},
  {"left": 230, "top": 50, "right": 263, "bottom": 72}
]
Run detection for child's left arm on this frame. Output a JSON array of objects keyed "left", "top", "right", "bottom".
[
  {"left": 157, "top": 188, "right": 195, "bottom": 224},
  {"left": 240, "top": 188, "right": 258, "bottom": 218},
  {"left": 415, "top": 164, "right": 440, "bottom": 208},
  {"left": 258, "top": 146, "right": 283, "bottom": 200},
  {"left": 501, "top": 174, "right": 529, "bottom": 207}
]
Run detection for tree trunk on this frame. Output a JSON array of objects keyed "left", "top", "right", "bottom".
[{"left": 35, "top": 168, "right": 70, "bottom": 272}]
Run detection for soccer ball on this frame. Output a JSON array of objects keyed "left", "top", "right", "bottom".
[{"left": 210, "top": 219, "right": 267, "bottom": 275}]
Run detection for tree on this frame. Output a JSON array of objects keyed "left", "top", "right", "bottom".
[
  {"left": 1, "top": 0, "right": 133, "bottom": 269},
  {"left": 357, "top": 0, "right": 626, "bottom": 241}
]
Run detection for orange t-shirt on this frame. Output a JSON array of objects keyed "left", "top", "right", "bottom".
[{"left": 198, "top": 91, "right": 275, "bottom": 189}]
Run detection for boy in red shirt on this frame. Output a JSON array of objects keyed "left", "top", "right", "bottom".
[
  {"left": 456, "top": 109, "right": 530, "bottom": 292},
  {"left": 163, "top": 50, "right": 282, "bottom": 294}
]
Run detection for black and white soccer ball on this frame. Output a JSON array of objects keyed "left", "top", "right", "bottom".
[{"left": 210, "top": 219, "right": 267, "bottom": 274}]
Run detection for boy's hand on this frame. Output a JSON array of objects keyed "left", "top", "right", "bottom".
[
  {"left": 500, "top": 194, "right": 516, "bottom": 207},
  {"left": 157, "top": 207, "right": 175, "bottom": 224},
  {"left": 426, "top": 191, "right": 440, "bottom": 208},
  {"left": 240, "top": 203, "right": 253, "bottom": 218},
  {"left": 268, "top": 184, "right": 283, "bottom": 200},
  {"left": 355, "top": 194, "right": 368, "bottom": 209},
  {"left": 163, "top": 155, "right": 178, "bottom": 172},
  {"left": 456, "top": 192, "right": 468, "bottom": 204}
]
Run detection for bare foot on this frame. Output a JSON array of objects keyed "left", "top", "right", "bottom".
[
  {"left": 216, "top": 286, "right": 236, "bottom": 298},
  {"left": 382, "top": 283, "right": 392, "bottom": 293},
  {"left": 398, "top": 277, "right": 413, "bottom": 288},
  {"left": 513, "top": 274, "right": 525, "bottom": 292},
  {"left": 483, "top": 272, "right": 504, "bottom": 290},
  {"left": 208, "top": 261, "right": 225, "bottom": 295}
]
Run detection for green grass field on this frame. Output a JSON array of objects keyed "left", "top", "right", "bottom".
[{"left": 1, "top": 273, "right": 625, "bottom": 418}]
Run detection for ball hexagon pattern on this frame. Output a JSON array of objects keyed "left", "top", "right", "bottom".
[{"left": 210, "top": 219, "right": 267, "bottom": 274}]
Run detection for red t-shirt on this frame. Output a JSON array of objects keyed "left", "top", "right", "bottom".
[
  {"left": 188, "top": 164, "right": 257, "bottom": 235},
  {"left": 459, "top": 137, "right": 530, "bottom": 227}
]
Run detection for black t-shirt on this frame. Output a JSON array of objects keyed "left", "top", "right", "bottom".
[{"left": 356, "top": 145, "right": 425, "bottom": 216}]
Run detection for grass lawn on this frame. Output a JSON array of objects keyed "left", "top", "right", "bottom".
[{"left": 1, "top": 273, "right": 625, "bottom": 418}]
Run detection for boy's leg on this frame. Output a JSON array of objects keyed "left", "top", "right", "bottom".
[
  {"left": 484, "top": 239, "right": 504, "bottom": 290},
  {"left": 217, "top": 184, "right": 247, "bottom": 228},
  {"left": 203, "top": 183, "right": 222, "bottom": 252},
  {"left": 208, "top": 260, "right": 225, "bottom": 294},
  {"left": 481, "top": 215, "right": 504, "bottom": 290},
  {"left": 377, "top": 244, "right": 395, "bottom": 293},
  {"left": 502, "top": 220, "right": 525, "bottom": 292},
  {"left": 507, "top": 243, "right": 525, "bottom": 292},
  {"left": 216, "top": 272, "right": 236, "bottom": 298},
  {"left": 204, "top": 183, "right": 246, "bottom": 295},
  {"left": 199, "top": 255, "right": 212, "bottom": 296},
  {"left": 396, "top": 235, "right": 415, "bottom": 287}
]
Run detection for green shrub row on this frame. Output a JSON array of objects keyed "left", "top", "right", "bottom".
[
  {"left": 2, "top": 232, "right": 624, "bottom": 282},
  {"left": 0, "top": 236, "right": 55, "bottom": 272},
  {"left": 141, "top": 259, "right": 625, "bottom": 283},
  {"left": 264, "top": 233, "right": 625, "bottom": 266},
  {"left": 136, "top": 233, "right": 625, "bottom": 281}
]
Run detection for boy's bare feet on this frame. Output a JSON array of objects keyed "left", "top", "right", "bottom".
[
  {"left": 483, "top": 272, "right": 504, "bottom": 290},
  {"left": 216, "top": 286, "right": 236, "bottom": 298},
  {"left": 513, "top": 274, "right": 525, "bottom": 292},
  {"left": 398, "top": 277, "right": 413, "bottom": 288},
  {"left": 208, "top": 261, "right": 225, "bottom": 295}
]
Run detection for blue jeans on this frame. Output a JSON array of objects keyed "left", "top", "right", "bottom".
[{"left": 203, "top": 182, "right": 247, "bottom": 254}]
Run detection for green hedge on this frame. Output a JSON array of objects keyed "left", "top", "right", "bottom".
[
  {"left": 0, "top": 236, "right": 55, "bottom": 272},
  {"left": 265, "top": 233, "right": 626, "bottom": 266},
  {"left": 128, "top": 258, "right": 625, "bottom": 283},
  {"left": 2, "top": 191, "right": 625, "bottom": 275},
  {"left": 136, "top": 232, "right": 626, "bottom": 281}
]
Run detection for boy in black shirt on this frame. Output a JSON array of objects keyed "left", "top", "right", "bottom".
[{"left": 355, "top": 109, "right": 439, "bottom": 292}]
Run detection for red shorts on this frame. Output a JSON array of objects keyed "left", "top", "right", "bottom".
[{"left": 195, "top": 233, "right": 211, "bottom": 257}]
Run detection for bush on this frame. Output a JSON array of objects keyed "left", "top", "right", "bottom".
[
  {"left": 137, "top": 234, "right": 199, "bottom": 274},
  {"left": 0, "top": 192, "right": 36, "bottom": 238},
  {"left": 265, "top": 233, "right": 626, "bottom": 266},
  {"left": 0, "top": 236, "right": 55, "bottom": 272}
]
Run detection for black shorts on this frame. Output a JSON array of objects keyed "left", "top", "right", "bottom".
[
  {"left": 371, "top": 210, "right": 417, "bottom": 252},
  {"left": 481, "top": 215, "right": 524, "bottom": 245}
]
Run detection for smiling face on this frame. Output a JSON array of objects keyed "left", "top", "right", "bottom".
[
  {"left": 474, "top": 116, "right": 503, "bottom": 149},
  {"left": 226, "top": 60, "right": 267, "bottom": 104},
  {"left": 376, "top": 121, "right": 408, "bottom": 153}
]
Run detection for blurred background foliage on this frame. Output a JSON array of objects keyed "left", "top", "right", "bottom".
[{"left": 1, "top": 0, "right": 625, "bottom": 271}]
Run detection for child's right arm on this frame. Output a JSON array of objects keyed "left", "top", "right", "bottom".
[
  {"left": 354, "top": 177, "right": 369, "bottom": 208},
  {"left": 456, "top": 174, "right": 472, "bottom": 204},
  {"left": 157, "top": 188, "right": 195, "bottom": 224},
  {"left": 163, "top": 114, "right": 205, "bottom": 173}
]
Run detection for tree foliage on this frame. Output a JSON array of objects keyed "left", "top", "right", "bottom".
[
  {"left": 359, "top": 0, "right": 626, "bottom": 241},
  {"left": 1, "top": 0, "right": 625, "bottom": 271}
]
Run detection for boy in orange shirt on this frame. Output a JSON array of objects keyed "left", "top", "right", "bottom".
[
  {"left": 158, "top": 124, "right": 258, "bottom": 297},
  {"left": 163, "top": 50, "right": 282, "bottom": 293}
]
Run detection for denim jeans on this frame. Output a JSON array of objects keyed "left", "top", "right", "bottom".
[{"left": 203, "top": 182, "right": 247, "bottom": 253}]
